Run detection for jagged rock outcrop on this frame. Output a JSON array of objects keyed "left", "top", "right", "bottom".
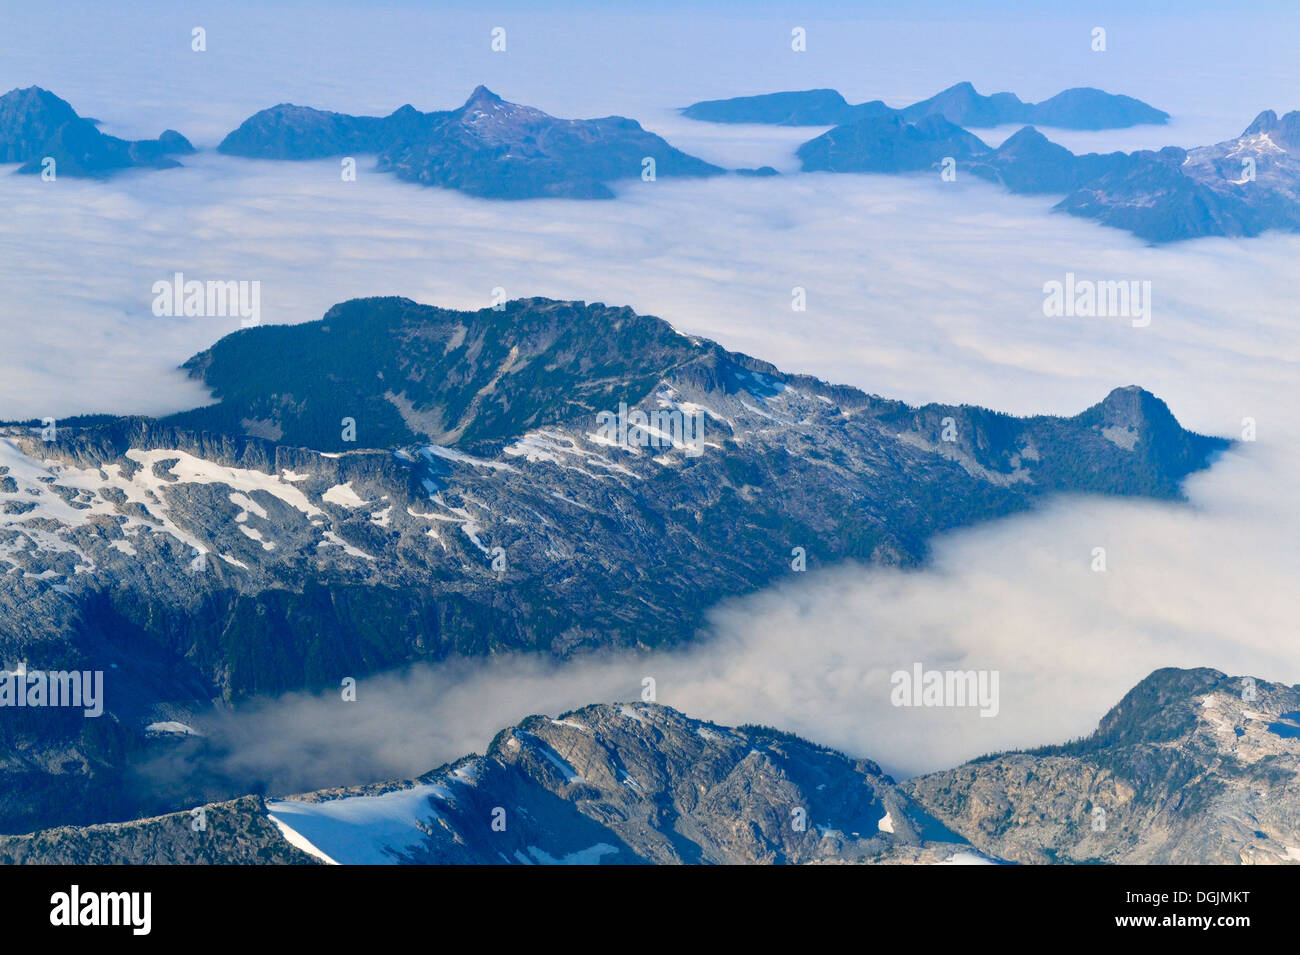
[
  {"left": 9, "top": 670, "right": 1296, "bottom": 865},
  {"left": 0, "top": 795, "right": 318, "bottom": 864},
  {"left": 2, "top": 705, "right": 980, "bottom": 865},
  {"left": 907, "top": 668, "right": 1300, "bottom": 864}
]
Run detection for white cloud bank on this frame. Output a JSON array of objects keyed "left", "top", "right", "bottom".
[
  {"left": 2, "top": 2, "right": 1297, "bottom": 791},
  {"left": 9, "top": 108, "right": 1300, "bottom": 789},
  {"left": 172, "top": 435, "right": 1297, "bottom": 793}
]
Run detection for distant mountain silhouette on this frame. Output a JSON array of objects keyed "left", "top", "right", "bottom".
[
  {"left": 684, "top": 82, "right": 1169, "bottom": 130},
  {"left": 220, "top": 85, "right": 723, "bottom": 198},
  {"left": 799, "top": 106, "right": 1300, "bottom": 242},
  {"left": 797, "top": 114, "right": 990, "bottom": 173},
  {"left": 0, "top": 86, "right": 192, "bottom": 176}
]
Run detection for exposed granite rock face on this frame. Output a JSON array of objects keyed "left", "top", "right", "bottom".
[
  {"left": 906, "top": 668, "right": 1300, "bottom": 864},
  {"left": 219, "top": 86, "right": 722, "bottom": 198},
  {"left": 683, "top": 83, "right": 1168, "bottom": 130},
  {"left": 13, "top": 670, "right": 1296, "bottom": 866},
  {"left": 270, "top": 703, "right": 981, "bottom": 865},
  {"left": 0, "top": 86, "right": 193, "bottom": 177},
  {"left": 0, "top": 705, "right": 977, "bottom": 865},
  {"left": 0, "top": 297, "right": 1223, "bottom": 833},
  {"left": 0, "top": 795, "right": 318, "bottom": 864},
  {"left": 6, "top": 671, "right": 1294, "bottom": 865},
  {"left": 0, "top": 298, "right": 1223, "bottom": 671}
]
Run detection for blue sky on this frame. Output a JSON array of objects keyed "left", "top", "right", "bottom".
[{"left": 2, "top": 1, "right": 1294, "bottom": 147}]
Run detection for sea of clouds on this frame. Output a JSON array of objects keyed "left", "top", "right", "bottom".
[{"left": 2, "top": 1, "right": 1298, "bottom": 789}]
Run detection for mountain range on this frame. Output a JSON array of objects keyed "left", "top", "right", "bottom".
[
  {"left": 0, "top": 295, "right": 1225, "bottom": 833},
  {"left": 218, "top": 85, "right": 723, "bottom": 198},
  {"left": 0, "top": 86, "right": 193, "bottom": 177},
  {"left": 799, "top": 109, "right": 1300, "bottom": 242},
  {"left": 2, "top": 667, "right": 1294, "bottom": 865},
  {"left": 1054, "top": 109, "right": 1300, "bottom": 240},
  {"left": 908, "top": 667, "right": 1300, "bottom": 864},
  {"left": 4, "top": 83, "right": 1297, "bottom": 241},
  {"left": 683, "top": 82, "right": 1170, "bottom": 129}
]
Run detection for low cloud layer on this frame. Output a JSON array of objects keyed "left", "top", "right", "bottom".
[
  {"left": 1, "top": 146, "right": 1295, "bottom": 430},
  {"left": 5, "top": 2, "right": 1298, "bottom": 799},
  {"left": 10, "top": 131, "right": 1299, "bottom": 796},
  {"left": 145, "top": 433, "right": 1296, "bottom": 796},
  {"left": 14, "top": 111, "right": 1300, "bottom": 793}
]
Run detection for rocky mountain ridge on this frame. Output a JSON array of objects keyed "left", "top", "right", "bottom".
[
  {"left": 683, "top": 82, "right": 1170, "bottom": 129},
  {"left": 219, "top": 85, "right": 723, "bottom": 198},
  {"left": 0, "top": 86, "right": 193, "bottom": 177},
  {"left": 0, "top": 296, "right": 1226, "bottom": 833},
  {"left": 799, "top": 108, "right": 1300, "bottom": 241},
  {"left": 0, "top": 703, "right": 983, "bottom": 865},
  {"left": 907, "top": 667, "right": 1300, "bottom": 864},
  {"left": 4, "top": 668, "right": 1293, "bottom": 865}
]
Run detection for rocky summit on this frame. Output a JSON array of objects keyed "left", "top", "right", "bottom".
[
  {"left": 219, "top": 85, "right": 723, "bottom": 198},
  {"left": 0, "top": 86, "right": 193, "bottom": 177},
  {"left": 4, "top": 668, "right": 1297, "bottom": 865},
  {"left": 1055, "top": 109, "right": 1300, "bottom": 241},
  {"left": 907, "top": 668, "right": 1300, "bottom": 864},
  {"left": 0, "top": 704, "right": 982, "bottom": 865},
  {"left": 797, "top": 105, "right": 1300, "bottom": 242},
  {"left": 0, "top": 297, "right": 1225, "bottom": 832}
]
